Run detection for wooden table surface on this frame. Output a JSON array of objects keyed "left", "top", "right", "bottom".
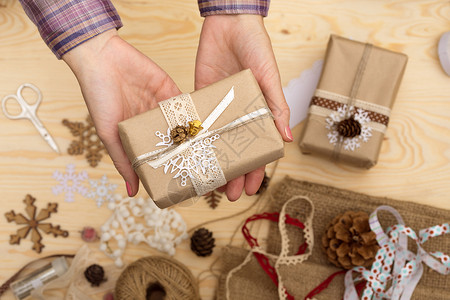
[{"left": 0, "top": 0, "right": 449, "bottom": 299}]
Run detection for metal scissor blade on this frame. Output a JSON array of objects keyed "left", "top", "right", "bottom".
[
  {"left": 31, "top": 117, "right": 60, "bottom": 154},
  {"left": 45, "top": 134, "right": 60, "bottom": 154}
]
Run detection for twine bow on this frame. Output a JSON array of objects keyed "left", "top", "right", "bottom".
[{"left": 344, "top": 205, "right": 450, "bottom": 300}]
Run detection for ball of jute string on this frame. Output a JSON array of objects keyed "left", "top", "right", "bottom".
[{"left": 114, "top": 256, "right": 200, "bottom": 300}]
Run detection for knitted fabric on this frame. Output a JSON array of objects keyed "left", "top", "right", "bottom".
[{"left": 216, "top": 177, "right": 450, "bottom": 300}]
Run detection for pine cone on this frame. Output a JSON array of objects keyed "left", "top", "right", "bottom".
[
  {"left": 322, "top": 211, "right": 379, "bottom": 269},
  {"left": 84, "top": 264, "right": 107, "bottom": 286},
  {"left": 190, "top": 228, "right": 215, "bottom": 257},
  {"left": 171, "top": 125, "right": 189, "bottom": 144},
  {"left": 256, "top": 172, "right": 270, "bottom": 194},
  {"left": 337, "top": 117, "right": 361, "bottom": 138}
]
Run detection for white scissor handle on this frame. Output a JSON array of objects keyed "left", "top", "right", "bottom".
[{"left": 2, "top": 84, "right": 43, "bottom": 124}]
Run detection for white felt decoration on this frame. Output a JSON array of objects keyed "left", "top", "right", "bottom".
[
  {"left": 87, "top": 175, "right": 117, "bottom": 207},
  {"left": 100, "top": 195, "right": 188, "bottom": 267},
  {"left": 52, "top": 164, "right": 88, "bottom": 202}
]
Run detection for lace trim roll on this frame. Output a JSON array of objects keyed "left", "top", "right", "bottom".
[{"left": 225, "top": 196, "right": 315, "bottom": 300}]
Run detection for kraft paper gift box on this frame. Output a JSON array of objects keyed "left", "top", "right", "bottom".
[
  {"left": 119, "top": 70, "right": 284, "bottom": 208},
  {"left": 299, "top": 35, "right": 408, "bottom": 168}
]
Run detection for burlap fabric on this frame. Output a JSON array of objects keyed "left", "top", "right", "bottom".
[{"left": 216, "top": 177, "right": 450, "bottom": 300}]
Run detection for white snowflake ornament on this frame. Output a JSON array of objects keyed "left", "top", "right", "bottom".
[
  {"left": 161, "top": 134, "right": 220, "bottom": 186},
  {"left": 52, "top": 164, "right": 88, "bottom": 202},
  {"left": 87, "top": 175, "right": 117, "bottom": 207},
  {"left": 154, "top": 126, "right": 221, "bottom": 186},
  {"left": 325, "top": 105, "right": 373, "bottom": 151},
  {"left": 155, "top": 128, "right": 174, "bottom": 148},
  {"left": 100, "top": 195, "right": 188, "bottom": 267}
]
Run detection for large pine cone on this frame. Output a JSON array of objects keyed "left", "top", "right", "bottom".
[
  {"left": 190, "top": 228, "right": 215, "bottom": 257},
  {"left": 322, "top": 211, "right": 379, "bottom": 269}
]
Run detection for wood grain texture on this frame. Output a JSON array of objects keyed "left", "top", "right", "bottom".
[{"left": 0, "top": 0, "right": 449, "bottom": 299}]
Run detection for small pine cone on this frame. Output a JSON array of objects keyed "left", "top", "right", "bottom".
[
  {"left": 84, "top": 264, "right": 107, "bottom": 286},
  {"left": 171, "top": 125, "right": 189, "bottom": 144},
  {"left": 322, "top": 211, "right": 379, "bottom": 269},
  {"left": 337, "top": 117, "right": 361, "bottom": 138},
  {"left": 256, "top": 172, "right": 270, "bottom": 194},
  {"left": 191, "top": 228, "right": 215, "bottom": 257}
]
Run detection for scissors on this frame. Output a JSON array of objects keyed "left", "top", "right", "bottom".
[{"left": 2, "top": 83, "right": 60, "bottom": 154}]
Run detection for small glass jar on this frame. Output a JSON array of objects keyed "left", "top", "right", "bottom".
[{"left": 10, "top": 257, "right": 68, "bottom": 300}]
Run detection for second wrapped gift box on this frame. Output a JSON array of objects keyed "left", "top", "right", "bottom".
[{"left": 299, "top": 35, "right": 408, "bottom": 168}]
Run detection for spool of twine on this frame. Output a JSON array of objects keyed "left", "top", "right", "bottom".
[{"left": 114, "top": 256, "right": 200, "bottom": 300}]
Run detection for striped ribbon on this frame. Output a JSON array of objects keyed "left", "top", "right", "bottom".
[{"left": 344, "top": 206, "right": 450, "bottom": 300}]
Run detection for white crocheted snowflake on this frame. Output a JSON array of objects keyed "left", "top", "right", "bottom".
[
  {"left": 52, "top": 164, "right": 88, "bottom": 202},
  {"left": 326, "top": 105, "right": 372, "bottom": 151},
  {"left": 87, "top": 175, "right": 117, "bottom": 208},
  {"left": 99, "top": 195, "right": 188, "bottom": 267},
  {"left": 156, "top": 129, "right": 220, "bottom": 186}
]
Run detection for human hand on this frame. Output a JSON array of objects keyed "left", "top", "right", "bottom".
[
  {"left": 195, "top": 15, "right": 292, "bottom": 201},
  {"left": 63, "top": 29, "right": 181, "bottom": 197}
]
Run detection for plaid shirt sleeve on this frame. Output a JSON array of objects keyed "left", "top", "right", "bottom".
[
  {"left": 19, "top": 0, "right": 123, "bottom": 59},
  {"left": 198, "top": 0, "right": 270, "bottom": 17}
]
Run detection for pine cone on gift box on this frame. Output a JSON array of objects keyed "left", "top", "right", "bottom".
[
  {"left": 191, "top": 228, "right": 215, "bottom": 257},
  {"left": 322, "top": 211, "right": 379, "bottom": 269},
  {"left": 171, "top": 125, "right": 189, "bottom": 144},
  {"left": 337, "top": 116, "right": 362, "bottom": 138}
]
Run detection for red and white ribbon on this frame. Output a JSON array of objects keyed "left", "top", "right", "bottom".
[{"left": 344, "top": 205, "right": 450, "bottom": 300}]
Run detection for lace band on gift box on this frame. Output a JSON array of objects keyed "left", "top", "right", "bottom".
[
  {"left": 132, "top": 87, "right": 273, "bottom": 197},
  {"left": 310, "top": 90, "right": 391, "bottom": 128},
  {"left": 344, "top": 205, "right": 450, "bottom": 300},
  {"left": 308, "top": 90, "right": 393, "bottom": 152},
  {"left": 159, "top": 92, "right": 226, "bottom": 196}
]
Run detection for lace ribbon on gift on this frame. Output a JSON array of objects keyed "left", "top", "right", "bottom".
[
  {"left": 310, "top": 90, "right": 391, "bottom": 133},
  {"left": 344, "top": 205, "right": 450, "bottom": 300},
  {"left": 225, "top": 196, "right": 315, "bottom": 300},
  {"left": 132, "top": 87, "right": 273, "bottom": 197},
  {"left": 161, "top": 92, "right": 226, "bottom": 195}
]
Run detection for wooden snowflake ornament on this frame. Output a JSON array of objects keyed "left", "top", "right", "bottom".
[
  {"left": 4, "top": 195, "right": 69, "bottom": 253},
  {"left": 62, "top": 115, "right": 106, "bottom": 167}
]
